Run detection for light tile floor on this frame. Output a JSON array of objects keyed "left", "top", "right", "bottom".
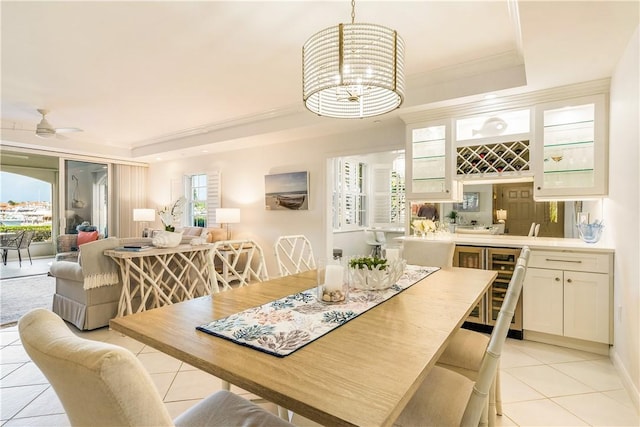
[{"left": 1, "top": 324, "right": 638, "bottom": 426}]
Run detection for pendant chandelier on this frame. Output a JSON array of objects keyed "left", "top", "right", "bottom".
[{"left": 302, "top": 0, "right": 405, "bottom": 119}]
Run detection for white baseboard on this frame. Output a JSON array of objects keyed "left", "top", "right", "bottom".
[
  {"left": 523, "top": 330, "right": 610, "bottom": 356},
  {"left": 610, "top": 349, "right": 640, "bottom": 413}
]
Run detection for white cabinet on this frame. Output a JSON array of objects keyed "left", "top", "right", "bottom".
[
  {"left": 533, "top": 94, "right": 608, "bottom": 199},
  {"left": 523, "top": 249, "right": 612, "bottom": 344},
  {"left": 406, "top": 120, "right": 462, "bottom": 201}
]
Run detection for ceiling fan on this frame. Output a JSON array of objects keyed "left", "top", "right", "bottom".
[{"left": 35, "top": 109, "right": 83, "bottom": 138}]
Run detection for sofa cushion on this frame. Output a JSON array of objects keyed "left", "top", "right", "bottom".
[
  {"left": 206, "top": 227, "right": 227, "bottom": 243},
  {"left": 182, "top": 227, "right": 205, "bottom": 237},
  {"left": 78, "top": 231, "right": 99, "bottom": 246}
]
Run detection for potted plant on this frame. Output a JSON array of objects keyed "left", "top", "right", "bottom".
[
  {"left": 446, "top": 210, "right": 458, "bottom": 224},
  {"left": 348, "top": 256, "right": 405, "bottom": 290}
]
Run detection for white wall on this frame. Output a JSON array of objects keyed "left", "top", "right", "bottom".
[
  {"left": 606, "top": 25, "right": 639, "bottom": 408},
  {"left": 148, "top": 121, "right": 405, "bottom": 276}
]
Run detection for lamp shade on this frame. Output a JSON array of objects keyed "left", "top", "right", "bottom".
[
  {"left": 133, "top": 208, "right": 155, "bottom": 222},
  {"left": 496, "top": 209, "right": 508, "bottom": 221},
  {"left": 302, "top": 22, "right": 405, "bottom": 118},
  {"left": 216, "top": 208, "right": 240, "bottom": 224}
]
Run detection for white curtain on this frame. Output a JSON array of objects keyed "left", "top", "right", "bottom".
[{"left": 112, "top": 164, "right": 149, "bottom": 238}]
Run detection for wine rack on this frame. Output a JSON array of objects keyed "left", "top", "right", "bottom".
[
  {"left": 453, "top": 245, "right": 523, "bottom": 338},
  {"left": 487, "top": 248, "right": 522, "bottom": 330},
  {"left": 456, "top": 140, "right": 530, "bottom": 176}
]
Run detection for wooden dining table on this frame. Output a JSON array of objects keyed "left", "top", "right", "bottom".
[{"left": 110, "top": 266, "right": 497, "bottom": 427}]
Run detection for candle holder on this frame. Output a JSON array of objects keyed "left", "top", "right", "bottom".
[{"left": 317, "top": 258, "right": 349, "bottom": 304}]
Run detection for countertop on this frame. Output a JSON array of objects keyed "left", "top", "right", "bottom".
[{"left": 397, "top": 234, "right": 615, "bottom": 253}]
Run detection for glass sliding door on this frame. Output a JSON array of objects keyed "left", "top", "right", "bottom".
[{"left": 61, "top": 159, "right": 110, "bottom": 236}]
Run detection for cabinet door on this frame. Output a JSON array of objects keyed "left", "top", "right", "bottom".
[
  {"left": 406, "top": 121, "right": 461, "bottom": 201},
  {"left": 533, "top": 94, "right": 607, "bottom": 199},
  {"left": 564, "top": 271, "right": 610, "bottom": 344},
  {"left": 523, "top": 268, "right": 563, "bottom": 335}
]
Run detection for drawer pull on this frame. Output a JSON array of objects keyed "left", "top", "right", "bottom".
[
  {"left": 545, "top": 258, "right": 582, "bottom": 264},
  {"left": 567, "top": 278, "right": 573, "bottom": 283},
  {"left": 555, "top": 277, "right": 561, "bottom": 282}
]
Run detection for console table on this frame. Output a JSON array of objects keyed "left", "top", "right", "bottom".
[{"left": 105, "top": 244, "right": 214, "bottom": 317}]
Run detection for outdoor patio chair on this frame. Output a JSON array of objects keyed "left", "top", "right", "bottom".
[{"left": 1, "top": 230, "right": 35, "bottom": 267}]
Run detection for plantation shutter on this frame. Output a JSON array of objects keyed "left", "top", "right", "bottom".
[
  {"left": 372, "top": 165, "right": 391, "bottom": 224},
  {"left": 207, "top": 171, "right": 221, "bottom": 226}
]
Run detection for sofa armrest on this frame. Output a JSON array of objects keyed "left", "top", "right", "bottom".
[{"left": 49, "top": 261, "right": 84, "bottom": 282}]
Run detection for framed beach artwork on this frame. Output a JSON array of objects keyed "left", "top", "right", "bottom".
[
  {"left": 454, "top": 192, "right": 480, "bottom": 212},
  {"left": 265, "top": 171, "right": 309, "bottom": 210}
]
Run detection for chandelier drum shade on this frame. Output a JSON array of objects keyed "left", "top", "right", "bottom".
[{"left": 302, "top": 3, "right": 405, "bottom": 119}]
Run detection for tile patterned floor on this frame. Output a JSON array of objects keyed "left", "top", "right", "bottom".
[{"left": 1, "top": 323, "right": 638, "bottom": 426}]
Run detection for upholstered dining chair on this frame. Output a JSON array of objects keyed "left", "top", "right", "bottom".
[
  {"left": 435, "top": 246, "right": 531, "bottom": 427},
  {"left": 394, "top": 259, "right": 527, "bottom": 427},
  {"left": 210, "top": 239, "right": 269, "bottom": 292},
  {"left": 402, "top": 239, "right": 455, "bottom": 268},
  {"left": 18, "top": 308, "right": 293, "bottom": 427},
  {"left": 274, "top": 234, "right": 316, "bottom": 277}
]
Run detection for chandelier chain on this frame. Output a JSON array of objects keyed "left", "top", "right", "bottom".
[{"left": 351, "top": 0, "right": 355, "bottom": 24}]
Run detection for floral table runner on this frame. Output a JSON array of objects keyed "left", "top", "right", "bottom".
[{"left": 196, "top": 265, "right": 439, "bottom": 357}]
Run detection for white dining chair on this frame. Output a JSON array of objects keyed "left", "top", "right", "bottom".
[
  {"left": 18, "top": 308, "right": 293, "bottom": 427},
  {"left": 394, "top": 260, "right": 527, "bottom": 427},
  {"left": 210, "top": 239, "right": 269, "bottom": 292},
  {"left": 527, "top": 222, "right": 536, "bottom": 237},
  {"left": 435, "top": 246, "right": 530, "bottom": 427},
  {"left": 534, "top": 223, "right": 541, "bottom": 237},
  {"left": 402, "top": 239, "right": 455, "bottom": 268},
  {"left": 274, "top": 235, "right": 316, "bottom": 277}
]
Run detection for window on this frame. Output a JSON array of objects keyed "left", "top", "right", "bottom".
[
  {"left": 390, "top": 169, "right": 406, "bottom": 224},
  {"left": 333, "top": 158, "right": 367, "bottom": 231},
  {"left": 183, "top": 171, "right": 221, "bottom": 228},
  {"left": 187, "top": 174, "right": 207, "bottom": 227}
]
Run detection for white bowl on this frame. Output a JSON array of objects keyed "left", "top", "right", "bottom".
[
  {"left": 152, "top": 231, "right": 183, "bottom": 248},
  {"left": 350, "top": 259, "right": 406, "bottom": 291}
]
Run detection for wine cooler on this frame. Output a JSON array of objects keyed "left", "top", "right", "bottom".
[{"left": 453, "top": 246, "right": 523, "bottom": 338}]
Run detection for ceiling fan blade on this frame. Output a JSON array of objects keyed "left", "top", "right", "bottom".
[{"left": 55, "top": 127, "right": 83, "bottom": 133}]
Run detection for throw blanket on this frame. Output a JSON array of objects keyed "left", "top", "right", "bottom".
[{"left": 79, "top": 237, "right": 121, "bottom": 290}]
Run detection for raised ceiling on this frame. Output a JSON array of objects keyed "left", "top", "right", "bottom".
[{"left": 1, "top": 1, "right": 637, "bottom": 162}]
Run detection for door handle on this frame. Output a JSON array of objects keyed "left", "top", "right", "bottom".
[{"left": 546, "top": 258, "right": 582, "bottom": 264}]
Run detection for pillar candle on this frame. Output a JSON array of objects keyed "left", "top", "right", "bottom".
[{"left": 324, "top": 264, "right": 344, "bottom": 292}]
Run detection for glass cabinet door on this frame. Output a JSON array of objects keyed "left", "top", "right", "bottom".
[
  {"left": 406, "top": 120, "right": 461, "bottom": 201},
  {"left": 534, "top": 94, "right": 607, "bottom": 199}
]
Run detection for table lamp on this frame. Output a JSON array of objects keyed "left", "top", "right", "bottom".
[
  {"left": 133, "top": 208, "right": 156, "bottom": 237},
  {"left": 216, "top": 208, "right": 240, "bottom": 240},
  {"left": 496, "top": 209, "right": 508, "bottom": 223}
]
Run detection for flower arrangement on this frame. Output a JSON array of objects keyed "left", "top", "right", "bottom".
[
  {"left": 157, "top": 197, "right": 186, "bottom": 231},
  {"left": 412, "top": 219, "right": 437, "bottom": 235}
]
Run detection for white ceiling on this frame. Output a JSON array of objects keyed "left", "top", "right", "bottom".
[{"left": 1, "top": 1, "right": 637, "bottom": 163}]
